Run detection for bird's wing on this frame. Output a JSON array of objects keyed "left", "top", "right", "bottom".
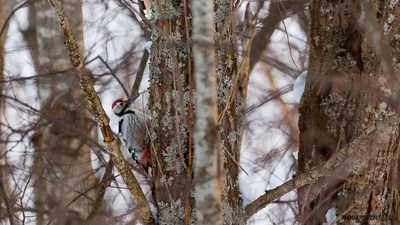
[{"left": 119, "top": 113, "right": 147, "bottom": 159}]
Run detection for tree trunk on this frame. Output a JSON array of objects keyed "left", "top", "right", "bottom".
[
  {"left": 192, "top": 0, "right": 222, "bottom": 224},
  {"left": 148, "top": 1, "right": 195, "bottom": 223},
  {"left": 26, "top": 0, "right": 99, "bottom": 224},
  {"left": 148, "top": 0, "right": 246, "bottom": 224},
  {"left": 298, "top": 0, "right": 400, "bottom": 224}
]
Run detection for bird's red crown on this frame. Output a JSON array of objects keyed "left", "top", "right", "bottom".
[{"left": 112, "top": 98, "right": 126, "bottom": 109}]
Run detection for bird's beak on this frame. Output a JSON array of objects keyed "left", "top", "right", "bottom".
[{"left": 127, "top": 95, "right": 140, "bottom": 105}]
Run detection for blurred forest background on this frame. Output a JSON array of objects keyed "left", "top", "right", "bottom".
[{"left": 1, "top": 0, "right": 400, "bottom": 225}]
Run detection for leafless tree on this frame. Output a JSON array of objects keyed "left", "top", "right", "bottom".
[{"left": 4, "top": 0, "right": 400, "bottom": 225}]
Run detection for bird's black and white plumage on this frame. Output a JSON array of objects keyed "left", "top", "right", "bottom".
[{"left": 112, "top": 97, "right": 151, "bottom": 169}]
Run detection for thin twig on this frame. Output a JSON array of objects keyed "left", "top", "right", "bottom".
[
  {"left": 130, "top": 50, "right": 149, "bottom": 97},
  {"left": 216, "top": 2, "right": 254, "bottom": 174},
  {"left": 86, "top": 56, "right": 130, "bottom": 98},
  {"left": 246, "top": 84, "right": 293, "bottom": 114},
  {"left": 0, "top": 0, "right": 30, "bottom": 39},
  {"left": 170, "top": 42, "right": 188, "bottom": 170},
  {"left": 182, "top": 1, "right": 193, "bottom": 223},
  {"left": 218, "top": 2, "right": 254, "bottom": 123},
  {"left": 140, "top": 99, "right": 174, "bottom": 203},
  {"left": 278, "top": 2, "right": 300, "bottom": 71},
  {"left": 86, "top": 159, "right": 114, "bottom": 223},
  {"left": 18, "top": 171, "right": 32, "bottom": 225},
  {"left": 0, "top": 167, "right": 15, "bottom": 225}
]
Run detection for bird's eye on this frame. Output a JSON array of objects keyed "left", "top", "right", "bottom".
[{"left": 118, "top": 102, "right": 122, "bottom": 105}]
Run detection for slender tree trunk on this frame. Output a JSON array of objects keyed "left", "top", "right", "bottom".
[
  {"left": 298, "top": 1, "right": 400, "bottom": 224},
  {"left": 148, "top": 0, "right": 194, "bottom": 222},
  {"left": 192, "top": 0, "right": 222, "bottom": 224}
]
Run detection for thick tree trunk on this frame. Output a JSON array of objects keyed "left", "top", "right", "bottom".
[{"left": 298, "top": 1, "right": 400, "bottom": 224}]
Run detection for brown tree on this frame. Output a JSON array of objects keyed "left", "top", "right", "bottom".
[
  {"left": 147, "top": 0, "right": 251, "bottom": 223},
  {"left": 298, "top": 0, "right": 400, "bottom": 224}
]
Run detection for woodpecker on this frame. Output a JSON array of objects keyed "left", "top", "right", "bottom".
[{"left": 112, "top": 96, "right": 151, "bottom": 171}]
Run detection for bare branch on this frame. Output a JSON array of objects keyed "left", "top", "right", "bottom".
[
  {"left": 86, "top": 56, "right": 130, "bottom": 98},
  {"left": 249, "top": 0, "right": 309, "bottom": 72},
  {"left": 0, "top": 0, "right": 30, "bottom": 39},
  {"left": 130, "top": 50, "right": 149, "bottom": 97},
  {"left": 245, "top": 114, "right": 394, "bottom": 218},
  {"left": 87, "top": 159, "right": 114, "bottom": 222},
  {"left": 46, "top": 0, "right": 155, "bottom": 224},
  {"left": 0, "top": 170, "right": 15, "bottom": 225}
]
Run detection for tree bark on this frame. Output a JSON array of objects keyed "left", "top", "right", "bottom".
[
  {"left": 148, "top": 0, "right": 248, "bottom": 224},
  {"left": 192, "top": 0, "right": 222, "bottom": 224},
  {"left": 147, "top": 1, "right": 194, "bottom": 223},
  {"left": 298, "top": 0, "right": 400, "bottom": 224}
]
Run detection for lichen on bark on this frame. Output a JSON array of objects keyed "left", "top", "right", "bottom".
[{"left": 298, "top": 1, "right": 400, "bottom": 224}]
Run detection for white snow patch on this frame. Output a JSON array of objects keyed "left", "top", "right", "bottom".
[
  {"left": 145, "top": 41, "right": 152, "bottom": 52},
  {"left": 293, "top": 71, "right": 307, "bottom": 103},
  {"left": 292, "top": 151, "right": 299, "bottom": 160},
  {"left": 379, "top": 102, "right": 387, "bottom": 110},
  {"left": 323, "top": 207, "right": 337, "bottom": 225}
]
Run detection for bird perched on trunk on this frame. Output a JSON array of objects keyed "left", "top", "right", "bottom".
[{"left": 112, "top": 95, "right": 151, "bottom": 171}]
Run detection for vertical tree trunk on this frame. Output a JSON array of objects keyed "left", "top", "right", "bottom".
[
  {"left": 149, "top": 0, "right": 246, "bottom": 224},
  {"left": 298, "top": 1, "right": 400, "bottom": 224},
  {"left": 215, "top": 1, "right": 247, "bottom": 223},
  {"left": 192, "top": 0, "right": 222, "bottom": 224},
  {"left": 26, "top": 0, "right": 99, "bottom": 224},
  {"left": 148, "top": 1, "right": 194, "bottom": 223}
]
